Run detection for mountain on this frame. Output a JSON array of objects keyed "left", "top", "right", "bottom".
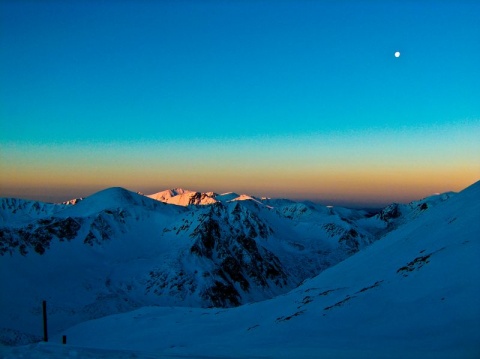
[
  {"left": 4, "top": 180, "right": 476, "bottom": 359},
  {"left": 0, "top": 185, "right": 463, "bottom": 349},
  {"left": 147, "top": 188, "right": 279, "bottom": 207},
  {"left": 0, "top": 198, "right": 68, "bottom": 226},
  {"left": 147, "top": 188, "right": 217, "bottom": 206}
]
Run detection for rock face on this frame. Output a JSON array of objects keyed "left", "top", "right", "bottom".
[
  {"left": 0, "top": 187, "right": 455, "bottom": 345},
  {"left": 378, "top": 203, "right": 402, "bottom": 222},
  {"left": 144, "top": 201, "right": 287, "bottom": 308},
  {"left": 188, "top": 202, "right": 287, "bottom": 307},
  {"left": 0, "top": 217, "right": 81, "bottom": 256},
  {"left": 375, "top": 192, "right": 455, "bottom": 231}
]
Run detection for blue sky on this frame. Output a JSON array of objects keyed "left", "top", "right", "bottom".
[{"left": 1, "top": 0, "right": 479, "bottom": 205}]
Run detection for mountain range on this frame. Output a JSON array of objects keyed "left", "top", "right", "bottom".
[{"left": 0, "top": 182, "right": 478, "bottom": 358}]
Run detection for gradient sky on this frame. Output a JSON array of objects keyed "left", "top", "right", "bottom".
[{"left": 1, "top": 0, "right": 479, "bottom": 207}]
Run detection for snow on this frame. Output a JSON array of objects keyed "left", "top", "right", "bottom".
[
  {"left": 147, "top": 189, "right": 289, "bottom": 209},
  {"left": 2, "top": 190, "right": 350, "bottom": 340},
  {"left": 147, "top": 188, "right": 193, "bottom": 202},
  {"left": 147, "top": 188, "right": 217, "bottom": 206},
  {"left": 215, "top": 192, "right": 240, "bottom": 202},
  {"left": 0, "top": 198, "right": 67, "bottom": 227},
  {"left": 53, "top": 187, "right": 168, "bottom": 219},
  {"left": 1, "top": 181, "right": 479, "bottom": 358},
  {"left": 58, "top": 181, "right": 480, "bottom": 357}
]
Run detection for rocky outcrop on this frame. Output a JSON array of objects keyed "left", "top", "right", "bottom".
[
  {"left": 146, "top": 202, "right": 286, "bottom": 308},
  {"left": 0, "top": 217, "right": 81, "bottom": 256}
]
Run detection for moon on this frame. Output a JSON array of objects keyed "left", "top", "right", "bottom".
[{"left": 395, "top": 51, "right": 401, "bottom": 58}]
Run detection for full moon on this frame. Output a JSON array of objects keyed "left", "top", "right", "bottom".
[{"left": 395, "top": 51, "right": 401, "bottom": 58}]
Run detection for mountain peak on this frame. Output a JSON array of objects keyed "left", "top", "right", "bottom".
[
  {"left": 61, "top": 187, "right": 161, "bottom": 216},
  {"left": 147, "top": 188, "right": 193, "bottom": 201}
]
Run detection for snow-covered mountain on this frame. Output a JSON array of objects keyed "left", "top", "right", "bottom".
[
  {"left": 146, "top": 188, "right": 276, "bottom": 207},
  {"left": 147, "top": 188, "right": 217, "bottom": 206},
  {"left": 0, "top": 198, "right": 68, "bottom": 226},
  {"left": 0, "top": 184, "right": 470, "bottom": 354},
  {"left": 2, "top": 180, "right": 476, "bottom": 359}
]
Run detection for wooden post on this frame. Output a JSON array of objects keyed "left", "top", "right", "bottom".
[
  {"left": 62, "top": 335, "right": 67, "bottom": 345},
  {"left": 42, "top": 300, "right": 48, "bottom": 342}
]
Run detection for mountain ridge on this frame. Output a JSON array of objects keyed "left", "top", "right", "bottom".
[
  {"left": 0, "top": 183, "right": 474, "bottom": 351},
  {"left": 39, "top": 180, "right": 480, "bottom": 358}
]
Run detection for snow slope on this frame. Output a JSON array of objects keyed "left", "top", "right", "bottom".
[{"left": 10, "top": 180, "right": 477, "bottom": 359}]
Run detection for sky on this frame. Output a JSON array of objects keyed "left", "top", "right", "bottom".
[{"left": 1, "top": 0, "right": 479, "bottom": 207}]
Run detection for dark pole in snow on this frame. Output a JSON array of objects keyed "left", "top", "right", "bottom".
[{"left": 42, "top": 300, "right": 48, "bottom": 342}]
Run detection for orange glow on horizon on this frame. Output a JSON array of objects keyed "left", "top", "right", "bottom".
[
  {"left": 2, "top": 121, "right": 479, "bottom": 205},
  {"left": 2, "top": 162, "right": 477, "bottom": 206}
]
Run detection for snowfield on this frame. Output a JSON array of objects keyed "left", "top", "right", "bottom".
[{"left": 1, "top": 181, "right": 479, "bottom": 358}]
